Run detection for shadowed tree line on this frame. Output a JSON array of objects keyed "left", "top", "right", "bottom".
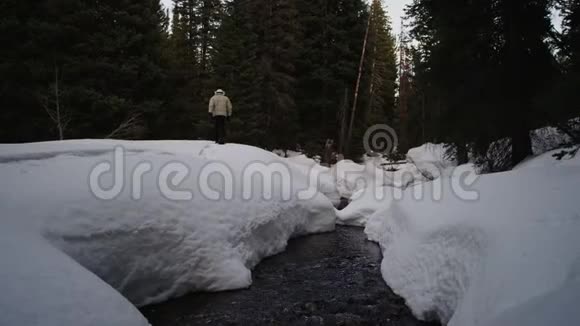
[
  {"left": 401, "top": 0, "right": 580, "bottom": 169},
  {"left": 0, "top": 0, "right": 397, "bottom": 159}
]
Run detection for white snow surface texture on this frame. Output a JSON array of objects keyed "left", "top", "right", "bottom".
[
  {"left": 0, "top": 140, "right": 336, "bottom": 326},
  {"left": 2, "top": 139, "right": 579, "bottom": 326},
  {"left": 363, "top": 149, "right": 580, "bottom": 325},
  {"left": 336, "top": 143, "right": 476, "bottom": 226}
]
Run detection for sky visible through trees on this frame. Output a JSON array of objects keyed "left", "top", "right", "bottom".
[
  {"left": 161, "top": 0, "right": 411, "bottom": 35},
  {"left": 160, "top": 0, "right": 563, "bottom": 35}
]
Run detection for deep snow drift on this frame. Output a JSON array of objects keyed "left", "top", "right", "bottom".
[
  {"left": 336, "top": 186, "right": 396, "bottom": 227},
  {"left": 362, "top": 149, "right": 580, "bottom": 325},
  {"left": 332, "top": 154, "right": 432, "bottom": 205},
  {"left": 2, "top": 138, "right": 578, "bottom": 326},
  {"left": 336, "top": 143, "right": 477, "bottom": 226},
  {"left": 0, "top": 140, "right": 336, "bottom": 326},
  {"left": 0, "top": 226, "right": 149, "bottom": 326}
]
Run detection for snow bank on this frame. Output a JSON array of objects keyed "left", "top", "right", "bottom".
[
  {"left": 336, "top": 186, "right": 394, "bottom": 226},
  {"left": 277, "top": 143, "right": 462, "bottom": 209},
  {"left": 407, "top": 143, "right": 458, "bottom": 180},
  {"left": 0, "top": 140, "right": 336, "bottom": 324},
  {"left": 337, "top": 163, "right": 476, "bottom": 227},
  {"left": 336, "top": 144, "right": 476, "bottom": 227},
  {"left": 364, "top": 164, "right": 580, "bottom": 325},
  {"left": 0, "top": 226, "right": 149, "bottom": 326},
  {"left": 331, "top": 159, "right": 403, "bottom": 199},
  {"left": 286, "top": 154, "right": 341, "bottom": 206},
  {"left": 0, "top": 139, "right": 214, "bottom": 162},
  {"left": 483, "top": 279, "right": 580, "bottom": 326},
  {"left": 516, "top": 147, "right": 580, "bottom": 170},
  {"left": 407, "top": 143, "right": 453, "bottom": 167}
]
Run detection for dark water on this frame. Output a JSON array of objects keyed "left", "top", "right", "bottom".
[{"left": 141, "top": 227, "right": 439, "bottom": 326}]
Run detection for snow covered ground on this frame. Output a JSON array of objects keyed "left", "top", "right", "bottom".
[
  {"left": 285, "top": 154, "right": 342, "bottom": 206},
  {"left": 2, "top": 138, "right": 578, "bottom": 326},
  {"left": 0, "top": 140, "right": 336, "bottom": 326},
  {"left": 331, "top": 141, "right": 580, "bottom": 325},
  {"left": 331, "top": 155, "right": 433, "bottom": 202},
  {"left": 336, "top": 186, "right": 396, "bottom": 227},
  {"left": 0, "top": 225, "right": 149, "bottom": 326},
  {"left": 336, "top": 143, "right": 477, "bottom": 226},
  {"left": 516, "top": 147, "right": 580, "bottom": 170},
  {"left": 359, "top": 149, "right": 580, "bottom": 325}
]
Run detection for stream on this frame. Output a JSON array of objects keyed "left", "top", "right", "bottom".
[{"left": 141, "top": 226, "right": 439, "bottom": 326}]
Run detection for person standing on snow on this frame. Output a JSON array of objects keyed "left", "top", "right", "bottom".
[{"left": 208, "top": 89, "right": 233, "bottom": 144}]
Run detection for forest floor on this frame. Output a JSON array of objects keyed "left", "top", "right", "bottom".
[{"left": 141, "top": 227, "right": 440, "bottom": 326}]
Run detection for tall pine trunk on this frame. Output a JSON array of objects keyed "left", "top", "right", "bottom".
[
  {"left": 512, "top": 114, "right": 532, "bottom": 165},
  {"left": 345, "top": 8, "right": 372, "bottom": 156},
  {"left": 54, "top": 66, "right": 63, "bottom": 141}
]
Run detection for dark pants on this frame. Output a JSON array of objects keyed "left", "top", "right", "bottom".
[{"left": 214, "top": 116, "right": 226, "bottom": 144}]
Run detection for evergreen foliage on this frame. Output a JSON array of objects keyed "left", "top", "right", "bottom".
[
  {"left": 3, "top": 0, "right": 576, "bottom": 166},
  {"left": 405, "top": 0, "right": 569, "bottom": 168},
  {"left": 1, "top": 0, "right": 398, "bottom": 160},
  {"left": 0, "top": 0, "right": 167, "bottom": 141}
]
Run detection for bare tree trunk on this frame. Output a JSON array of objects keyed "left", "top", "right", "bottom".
[
  {"left": 106, "top": 113, "right": 143, "bottom": 139},
  {"left": 367, "top": 41, "right": 378, "bottom": 116},
  {"left": 40, "top": 64, "right": 69, "bottom": 140},
  {"left": 200, "top": 0, "right": 211, "bottom": 75},
  {"left": 421, "top": 91, "right": 426, "bottom": 143},
  {"left": 511, "top": 126, "right": 532, "bottom": 166},
  {"left": 345, "top": 7, "right": 373, "bottom": 156},
  {"left": 54, "top": 66, "right": 63, "bottom": 141},
  {"left": 338, "top": 88, "right": 349, "bottom": 155}
]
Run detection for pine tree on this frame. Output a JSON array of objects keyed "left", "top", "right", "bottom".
[
  {"left": 1, "top": 0, "right": 393, "bottom": 154},
  {"left": 557, "top": 0, "right": 580, "bottom": 133},
  {"left": 406, "top": 0, "right": 558, "bottom": 168},
  {"left": 169, "top": 0, "right": 193, "bottom": 69},
  {"left": 366, "top": 1, "right": 398, "bottom": 134},
  {"left": 294, "top": 0, "right": 370, "bottom": 155},
  {"left": 77, "top": 0, "right": 167, "bottom": 138},
  {"left": 406, "top": 0, "right": 498, "bottom": 163},
  {"left": 259, "top": 0, "right": 301, "bottom": 149},
  {"left": 0, "top": 0, "right": 168, "bottom": 141},
  {"left": 397, "top": 22, "right": 414, "bottom": 153},
  {"left": 0, "top": 0, "right": 78, "bottom": 141},
  {"left": 171, "top": 0, "right": 222, "bottom": 74},
  {"left": 212, "top": 0, "right": 374, "bottom": 154},
  {"left": 199, "top": 0, "right": 223, "bottom": 75},
  {"left": 163, "top": 0, "right": 225, "bottom": 140},
  {"left": 496, "top": 0, "right": 557, "bottom": 165},
  {"left": 562, "top": 0, "right": 580, "bottom": 69},
  {"left": 214, "top": 0, "right": 300, "bottom": 149},
  {"left": 344, "top": 0, "right": 398, "bottom": 157}
]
